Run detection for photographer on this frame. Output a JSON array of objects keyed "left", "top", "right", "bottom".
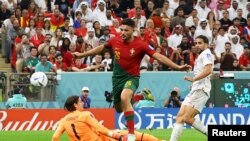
[{"left": 163, "top": 87, "right": 183, "bottom": 108}]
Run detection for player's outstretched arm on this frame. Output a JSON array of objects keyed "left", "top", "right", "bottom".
[
  {"left": 152, "top": 52, "right": 191, "bottom": 71},
  {"left": 73, "top": 45, "right": 105, "bottom": 58},
  {"left": 51, "top": 120, "right": 65, "bottom": 141},
  {"left": 184, "top": 64, "right": 213, "bottom": 82}
]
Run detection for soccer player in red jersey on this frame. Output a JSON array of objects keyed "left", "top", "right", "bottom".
[{"left": 73, "top": 18, "right": 191, "bottom": 141}]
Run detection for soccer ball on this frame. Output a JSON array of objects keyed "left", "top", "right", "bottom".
[{"left": 30, "top": 72, "right": 48, "bottom": 87}]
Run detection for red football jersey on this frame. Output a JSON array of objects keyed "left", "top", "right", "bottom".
[{"left": 106, "top": 36, "right": 155, "bottom": 76}]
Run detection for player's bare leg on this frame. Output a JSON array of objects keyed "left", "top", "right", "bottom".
[
  {"left": 121, "top": 88, "right": 135, "bottom": 141},
  {"left": 170, "top": 105, "right": 207, "bottom": 141}
]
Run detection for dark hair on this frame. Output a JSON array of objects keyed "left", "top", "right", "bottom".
[
  {"left": 64, "top": 17, "right": 70, "bottom": 21},
  {"left": 29, "top": 46, "right": 37, "bottom": 52},
  {"left": 40, "top": 53, "right": 48, "bottom": 58},
  {"left": 121, "top": 18, "right": 135, "bottom": 28},
  {"left": 64, "top": 95, "right": 80, "bottom": 112},
  {"left": 49, "top": 45, "right": 56, "bottom": 51},
  {"left": 196, "top": 35, "right": 209, "bottom": 44},
  {"left": 225, "top": 42, "right": 231, "bottom": 46},
  {"left": 55, "top": 53, "right": 63, "bottom": 58}
]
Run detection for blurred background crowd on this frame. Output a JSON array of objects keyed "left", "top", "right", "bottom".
[{"left": 1, "top": 0, "right": 250, "bottom": 73}]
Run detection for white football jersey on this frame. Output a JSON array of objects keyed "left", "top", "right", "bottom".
[{"left": 191, "top": 48, "right": 214, "bottom": 94}]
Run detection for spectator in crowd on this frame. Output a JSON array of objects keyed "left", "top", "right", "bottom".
[
  {"left": 35, "top": 54, "right": 55, "bottom": 72},
  {"left": 24, "top": 18, "right": 36, "bottom": 38},
  {"left": 54, "top": 53, "right": 69, "bottom": 72},
  {"left": 30, "top": 25, "right": 46, "bottom": 48},
  {"left": 48, "top": 45, "right": 57, "bottom": 64},
  {"left": 134, "top": 88, "right": 155, "bottom": 108},
  {"left": 71, "top": 58, "right": 88, "bottom": 72},
  {"left": 38, "top": 34, "right": 52, "bottom": 55},
  {"left": 213, "top": 0, "right": 224, "bottom": 20},
  {"left": 102, "top": 51, "right": 113, "bottom": 72},
  {"left": 243, "top": 14, "right": 250, "bottom": 43},
  {"left": 84, "top": 27, "right": 99, "bottom": 48},
  {"left": 236, "top": 8, "right": 247, "bottom": 27},
  {"left": 208, "top": 43, "right": 220, "bottom": 71},
  {"left": 50, "top": 28, "right": 64, "bottom": 49},
  {"left": 228, "top": 0, "right": 239, "bottom": 21},
  {"left": 206, "top": 11, "right": 216, "bottom": 30},
  {"left": 15, "top": 34, "right": 34, "bottom": 73},
  {"left": 77, "top": 1, "right": 93, "bottom": 23},
  {"left": 54, "top": 0, "right": 71, "bottom": 18},
  {"left": 7, "top": 18, "right": 23, "bottom": 64},
  {"left": 195, "top": 0, "right": 210, "bottom": 19},
  {"left": 167, "top": 24, "right": 183, "bottom": 50},
  {"left": 47, "top": 8, "right": 65, "bottom": 32},
  {"left": 161, "top": 0, "right": 174, "bottom": 19},
  {"left": 80, "top": 86, "right": 91, "bottom": 108},
  {"left": 185, "top": 9, "right": 198, "bottom": 31},
  {"left": 230, "top": 35, "right": 244, "bottom": 59},
  {"left": 0, "top": 2, "right": 11, "bottom": 27},
  {"left": 163, "top": 87, "right": 183, "bottom": 108},
  {"left": 82, "top": 44, "right": 94, "bottom": 66},
  {"left": 144, "top": 0, "right": 155, "bottom": 19},
  {"left": 91, "top": 54, "right": 105, "bottom": 72},
  {"left": 194, "top": 19, "right": 212, "bottom": 42},
  {"left": 220, "top": 42, "right": 237, "bottom": 71},
  {"left": 220, "top": 10, "right": 232, "bottom": 31},
  {"left": 215, "top": 27, "right": 229, "bottom": 57},
  {"left": 99, "top": 26, "right": 115, "bottom": 42},
  {"left": 23, "top": 47, "right": 39, "bottom": 73},
  {"left": 232, "top": 59, "right": 241, "bottom": 71},
  {"left": 60, "top": 17, "right": 71, "bottom": 34},
  {"left": 239, "top": 45, "right": 250, "bottom": 71},
  {"left": 73, "top": 11, "right": 83, "bottom": 29},
  {"left": 42, "top": 20, "right": 53, "bottom": 35},
  {"left": 128, "top": 0, "right": 145, "bottom": 19},
  {"left": 171, "top": 7, "right": 185, "bottom": 28},
  {"left": 93, "top": 20, "right": 103, "bottom": 38}
]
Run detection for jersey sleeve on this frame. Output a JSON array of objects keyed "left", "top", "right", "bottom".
[
  {"left": 81, "top": 111, "right": 110, "bottom": 135},
  {"left": 104, "top": 37, "right": 115, "bottom": 49},
  {"left": 142, "top": 42, "right": 156, "bottom": 57},
  {"left": 202, "top": 51, "right": 213, "bottom": 66},
  {"left": 52, "top": 119, "right": 65, "bottom": 141}
]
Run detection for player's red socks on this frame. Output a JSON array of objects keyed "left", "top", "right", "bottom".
[{"left": 124, "top": 111, "right": 135, "bottom": 134}]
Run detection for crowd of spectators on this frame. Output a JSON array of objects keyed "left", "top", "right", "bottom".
[{"left": 1, "top": 0, "right": 250, "bottom": 73}]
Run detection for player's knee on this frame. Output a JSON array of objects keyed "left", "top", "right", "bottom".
[
  {"left": 176, "top": 115, "right": 188, "bottom": 123},
  {"left": 181, "top": 115, "right": 192, "bottom": 125}
]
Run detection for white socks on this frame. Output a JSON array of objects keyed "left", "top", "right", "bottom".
[
  {"left": 192, "top": 118, "right": 208, "bottom": 135},
  {"left": 169, "top": 123, "right": 184, "bottom": 141}
]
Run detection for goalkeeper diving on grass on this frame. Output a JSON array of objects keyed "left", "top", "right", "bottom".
[{"left": 51, "top": 95, "right": 166, "bottom": 141}]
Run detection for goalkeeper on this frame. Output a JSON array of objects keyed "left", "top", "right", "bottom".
[{"left": 52, "top": 95, "right": 165, "bottom": 141}]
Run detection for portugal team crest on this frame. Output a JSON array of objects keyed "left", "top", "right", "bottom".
[{"left": 130, "top": 48, "right": 135, "bottom": 56}]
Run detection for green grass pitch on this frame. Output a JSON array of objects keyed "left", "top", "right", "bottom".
[{"left": 1, "top": 129, "right": 207, "bottom": 141}]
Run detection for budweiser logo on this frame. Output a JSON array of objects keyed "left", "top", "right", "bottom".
[
  {"left": 0, "top": 109, "right": 115, "bottom": 131},
  {"left": 0, "top": 111, "right": 60, "bottom": 131}
]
